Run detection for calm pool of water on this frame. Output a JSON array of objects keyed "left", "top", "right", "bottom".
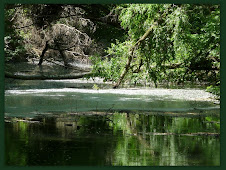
[{"left": 5, "top": 112, "right": 220, "bottom": 166}]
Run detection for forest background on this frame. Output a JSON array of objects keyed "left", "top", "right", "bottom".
[{"left": 3, "top": 3, "right": 220, "bottom": 94}]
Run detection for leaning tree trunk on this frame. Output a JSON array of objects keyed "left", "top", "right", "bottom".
[
  {"left": 38, "top": 41, "right": 49, "bottom": 65},
  {"left": 113, "top": 54, "right": 133, "bottom": 89},
  {"left": 113, "top": 23, "right": 157, "bottom": 88}
]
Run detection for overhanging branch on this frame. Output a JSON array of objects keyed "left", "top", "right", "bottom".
[{"left": 113, "top": 23, "right": 157, "bottom": 88}]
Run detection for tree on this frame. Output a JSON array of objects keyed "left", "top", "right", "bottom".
[
  {"left": 91, "top": 4, "right": 220, "bottom": 88},
  {"left": 4, "top": 5, "right": 29, "bottom": 62}
]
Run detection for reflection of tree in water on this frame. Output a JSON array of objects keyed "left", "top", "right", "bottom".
[
  {"left": 5, "top": 113, "right": 220, "bottom": 166},
  {"left": 5, "top": 115, "right": 116, "bottom": 166},
  {"left": 110, "top": 113, "right": 220, "bottom": 166},
  {"left": 55, "top": 114, "right": 114, "bottom": 138}
]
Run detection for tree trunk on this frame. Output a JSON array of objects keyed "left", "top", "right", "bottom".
[
  {"left": 56, "top": 43, "right": 69, "bottom": 67},
  {"left": 113, "top": 55, "right": 133, "bottom": 88},
  {"left": 38, "top": 41, "right": 49, "bottom": 65},
  {"left": 5, "top": 71, "right": 93, "bottom": 80},
  {"left": 113, "top": 23, "right": 157, "bottom": 88}
]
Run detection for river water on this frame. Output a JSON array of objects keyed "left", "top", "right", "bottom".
[{"left": 4, "top": 63, "right": 220, "bottom": 166}]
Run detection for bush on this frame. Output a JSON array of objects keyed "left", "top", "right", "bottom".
[{"left": 206, "top": 85, "right": 220, "bottom": 96}]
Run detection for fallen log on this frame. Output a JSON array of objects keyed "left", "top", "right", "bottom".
[
  {"left": 44, "top": 58, "right": 91, "bottom": 72},
  {"left": 5, "top": 71, "right": 93, "bottom": 80}
]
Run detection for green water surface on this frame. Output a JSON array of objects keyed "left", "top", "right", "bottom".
[{"left": 5, "top": 113, "right": 220, "bottom": 166}]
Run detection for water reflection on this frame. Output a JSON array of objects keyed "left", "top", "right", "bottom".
[{"left": 5, "top": 112, "right": 220, "bottom": 166}]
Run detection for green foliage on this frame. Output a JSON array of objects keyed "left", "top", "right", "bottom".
[
  {"left": 91, "top": 40, "right": 131, "bottom": 82},
  {"left": 4, "top": 35, "right": 27, "bottom": 62},
  {"left": 91, "top": 4, "right": 220, "bottom": 87},
  {"left": 92, "top": 84, "right": 100, "bottom": 90},
  {"left": 206, "top": 85, "right": 220, "bottom": 96},
  {"left": 4, "top": 6, "right": 28, "bottom": 62}
]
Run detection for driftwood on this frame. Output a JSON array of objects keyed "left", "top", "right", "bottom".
[{"left": 5, "top": 71, "right": 93, "bottom": 80}]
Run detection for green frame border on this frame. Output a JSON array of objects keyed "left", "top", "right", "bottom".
[{"left": 0, "top": 0, "right": 224, "bottom": 169}]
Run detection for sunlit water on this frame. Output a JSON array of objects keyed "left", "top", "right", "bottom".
[
  {"left": 5, "top": 82, "right": 219, "bottom": 118},
  {"left": 4, "top": 63, "right": 220, "bottom": 166}
]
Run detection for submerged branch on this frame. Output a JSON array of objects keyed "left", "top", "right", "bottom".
[{"left": 139, "top": 132, "right": 220, "bottom": 137}]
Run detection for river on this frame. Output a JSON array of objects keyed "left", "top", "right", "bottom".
[{"left": 4, "top": 63, "right": 220, "bottom": 166}]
